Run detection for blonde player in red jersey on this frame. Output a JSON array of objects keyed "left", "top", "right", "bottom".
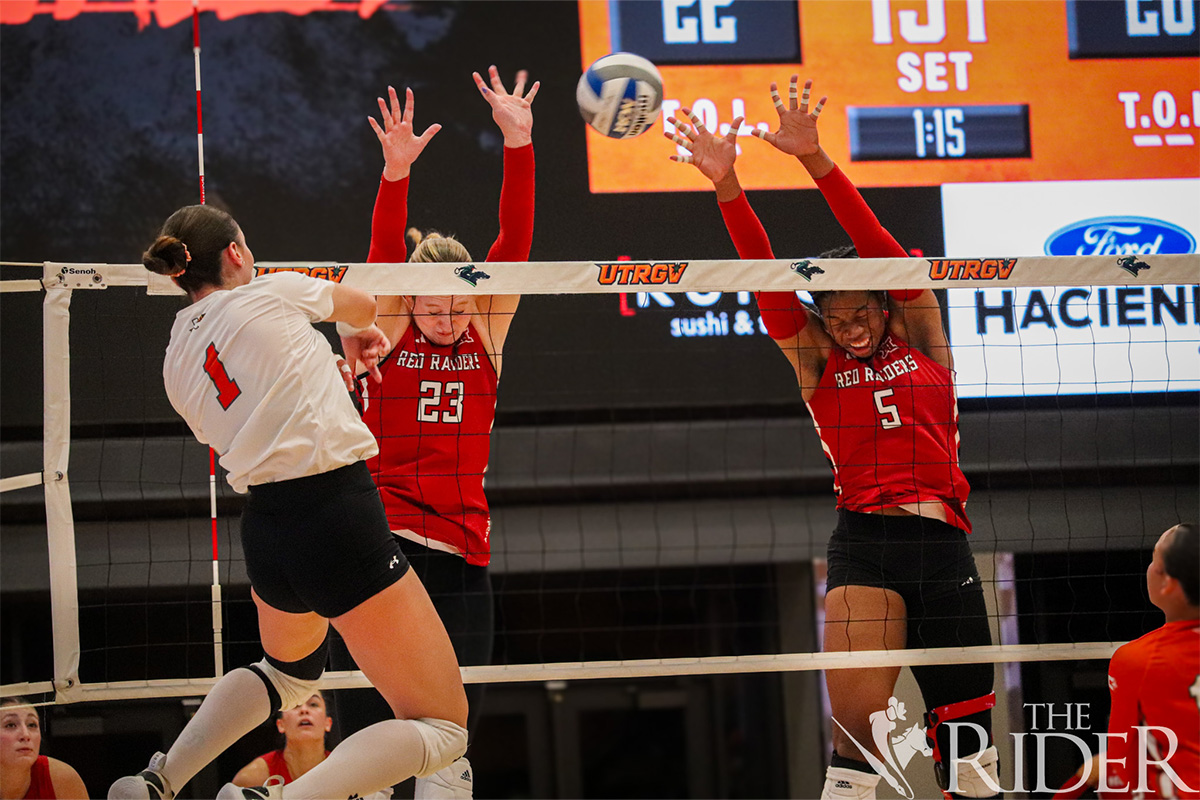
[
  {"left": 1101, "top": 523, "right": 1199, "bottom": 799},
  {"left": 110, "top": 205, "right": 467, "bottom": 800},
  {"left": 667, "top": 78, "right": 998, "bottom": 800},
  {"left": 336, "top": 67, "right": 536, "bottom": 800}
]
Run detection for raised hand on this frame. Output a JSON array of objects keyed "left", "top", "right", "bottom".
[
  {"left": 751, "top": 76, "right": 827, "bottom": 158},
  {"left": 369, "top": 85, "right": 442, "bottom": 181},
  {"left": 664, "top": 108, "right": 743, "bottom": 185},
  {"left": 474, "top": 66, "right": 538, "bottom": 148}
]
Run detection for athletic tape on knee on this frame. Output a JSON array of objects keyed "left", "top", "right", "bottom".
[
  {"left": 412, "top": 718, "right": 469, "bottom": 780},
  {"left": 951, "top": 745, "right": 1000, "bottom": 798},
  {"left": 245, "top": 658, "right": 322, "bottom": 714}
]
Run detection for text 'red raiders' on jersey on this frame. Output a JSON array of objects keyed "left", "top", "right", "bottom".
[
  {"left": 162, "top": 272, "right": 378, "bottom": 494},
  {"left": 805, "top": 333, "right": 971, "bottom": 533},
  {"left": 360, "top": 322, "right": 498, "bottom": 566}
]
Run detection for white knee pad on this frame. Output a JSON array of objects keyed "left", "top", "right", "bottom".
[
  {"left": 951, "top": 745, "right": 1000, "bottom": 798},
  {"left": 412, "top": 718, "right": 469, "bottom": 779},
  {"left": 820, "top": 766, "right": 881, "bottom": 799},
  {"left": 415, "top": 756, "right": 473, "bottom": 799},
  {"left": 249, "top": 658, "right": 321, "bottom": 713}
]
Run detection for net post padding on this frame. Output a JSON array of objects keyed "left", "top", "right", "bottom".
[
  {"left": 42, "top": 278, "right": 81, "bottom": 702},
  {"left": 1, "top": 642, "right": 1121, "bottom": 704},
  {"left": 37, "top": 254, "right": 1200, "bottom": 298}
]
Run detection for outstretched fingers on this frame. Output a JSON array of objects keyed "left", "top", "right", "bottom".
[
  {"left": 488, "top": 64, "right": 507, "bottom": 95},
  {"left": 418, "top": 122, "right": 442, "bottom": 146},
  {"left": 684, "top": 107, "right": 708, "bottom": 136},
  {"left": 664, "top": 113, "right": 696, "bottom": 163},
  {"left": 403, "top": 86, "right": 416, "bottom": 127},
  {"left": 664, "top": 116, "right": 693, "bottom": 148},
  {"left": 770, "top": 82, "right": 785, "bottom": 117},
  {"left": 367, "top": 115, "right": 385, "bottom": 141},
  {"left": 388, "top": 85, "right": 402, "bottom": 126},
  {"left": 811, "top": 95, "right": 828, "bottom": 120},
  {"left": 472, "top": 70, "right": 490, "bottom": 97},
  {"left": 789, "top": 75, "right": 799, "bottom": 111},
  {"left": 724, "top": 115, "right": 745, "bottom": 144},
  {"left": 750, "top": 124, "right": 776, "bottom": 146},
  {"left": 376, "top": 94, "right": 392, "bottom": 128}
]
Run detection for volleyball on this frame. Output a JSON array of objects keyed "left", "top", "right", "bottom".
[{"left": 576, "top": 52, "right": 664, "bottom": 139}]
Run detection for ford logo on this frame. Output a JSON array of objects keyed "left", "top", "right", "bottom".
[{"left": 1045, "top": 216, "right": 1196, "bottom": 256}]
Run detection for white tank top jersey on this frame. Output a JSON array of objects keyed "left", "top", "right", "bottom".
[{"left": 163, "top": 272, "right": 378, "bottom": 493}]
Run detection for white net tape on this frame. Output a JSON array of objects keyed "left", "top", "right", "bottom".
[{"left": 34, "top": 254, "right": 1200, "bottom": 295}]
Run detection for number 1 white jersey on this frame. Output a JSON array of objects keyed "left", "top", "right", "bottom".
[{"left": 163, "top": 272, "right": 378, "bottom": 494}]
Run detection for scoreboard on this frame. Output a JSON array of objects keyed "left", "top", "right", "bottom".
[{"left": 578, "top": 0, "right": 1199, "bottom": 192}]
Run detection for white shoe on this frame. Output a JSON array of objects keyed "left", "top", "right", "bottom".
[
  {"left": 216, "top": 775, "right": 284, "bottom": 799},
  {"left": 108, "top": 752, "right": 174, "bottom": 800},
  {"left": 415, "top": 757, "right": 473, "bottom": 799}
]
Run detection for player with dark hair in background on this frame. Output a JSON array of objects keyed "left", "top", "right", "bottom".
[
  {"left": 110, "top": 203, "right": 467, "bottom": 800},
  {"left": 666, "top": 77, "right": 998, "bottom": 799},
  {"left": 335, "top": 67, "right": 536, "bottom": 800},
  {"left": 1101, "top": 522, "right": 1199, "bottom": 799}
]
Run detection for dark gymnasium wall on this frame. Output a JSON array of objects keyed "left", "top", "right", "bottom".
[{"left": 0, "top": 1, "right": 945, "bottom": 426}]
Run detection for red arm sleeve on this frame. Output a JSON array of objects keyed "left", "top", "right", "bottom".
[
  {"left": 814, "top": 165, "right": 921, "bottom": 301},
  {"left": 485, "top": 143, "right": 535, "bottom": 262},
  {"left": 366, "top": 176, "right": 410, "bottom": 264},
  {"left": 718, "top": 191, "right": 809, "bottom": 341},
  {"left": 814, "top": 165, "right": 906, "bottom": 258}
]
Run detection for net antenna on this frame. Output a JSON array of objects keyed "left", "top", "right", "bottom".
[
  {"left": 191, "top": 0, "right": 225, "bottom": 680},
  {"left": 2, "top": 252, "right": 1195, "bottom": 703}
]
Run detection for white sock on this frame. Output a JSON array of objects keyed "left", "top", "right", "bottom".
[
  {"left": 284, "top": 719, "right": 465, "bottom": 800},
  {"left": 161, "top": 668, "right": 272, "bottom": 792},
  {"left": 415, "top": 757, "right": 473, "bottom": 799},
  {"left": 820, "top": 766, "right": 881, "bottom": 799}
]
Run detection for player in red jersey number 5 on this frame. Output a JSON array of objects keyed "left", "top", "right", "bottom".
[{"left": 668, "top": 77, "right": 998, "bottom": 799}]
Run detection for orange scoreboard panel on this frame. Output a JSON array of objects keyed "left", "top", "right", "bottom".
[{"left": 578, "top": 0, "right": 1199, "bottom": 192}]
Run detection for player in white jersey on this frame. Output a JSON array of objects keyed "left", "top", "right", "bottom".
[{"left": 109, "top": 204, "right": 468, "bottom": 800}]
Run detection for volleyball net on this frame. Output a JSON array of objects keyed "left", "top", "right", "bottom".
[{"left": 0, "top": 252, "right": 1197, "bottom": 707}]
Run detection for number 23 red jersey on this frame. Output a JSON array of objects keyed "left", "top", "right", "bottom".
[
  {"left": 360, "top": 322, "right": 498, "bottom": 566},
  {"left": 805, "top": 333, "right": 971, "bottom": 533}
]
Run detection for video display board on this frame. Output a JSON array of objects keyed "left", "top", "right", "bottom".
[{"left": 579, "top": 0, "right": 1199, "bottom": 192}]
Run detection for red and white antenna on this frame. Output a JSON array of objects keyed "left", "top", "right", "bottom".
[{"left": 192, "top": 0, "right": 223, "bottom": 678}]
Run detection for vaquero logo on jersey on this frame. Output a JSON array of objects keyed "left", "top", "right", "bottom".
[
  {"left": 1045, "top": 216, "right": 1196, "bottom": 257},
  {"left": 596, "top": 262, "right": 688, "bottom": 286},
  {"left": 254, "top": 266, "right": 348, "bottom": 282},
  {"left": 791, "top": 260, "right": 825, "bottom": 281},
  {"left": 455, "top": 264, "right": 491, "bottom": 287},
  {"left": 927, "top": 259, "right": 1018, "bottom": 281}
]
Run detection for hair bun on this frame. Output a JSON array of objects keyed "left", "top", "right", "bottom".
[
  {"left": 406, "top": 228, "right": 447, "bottom": 249},
  {"left": 143, "top": 235, "right": 188, "bottom": 276}
]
